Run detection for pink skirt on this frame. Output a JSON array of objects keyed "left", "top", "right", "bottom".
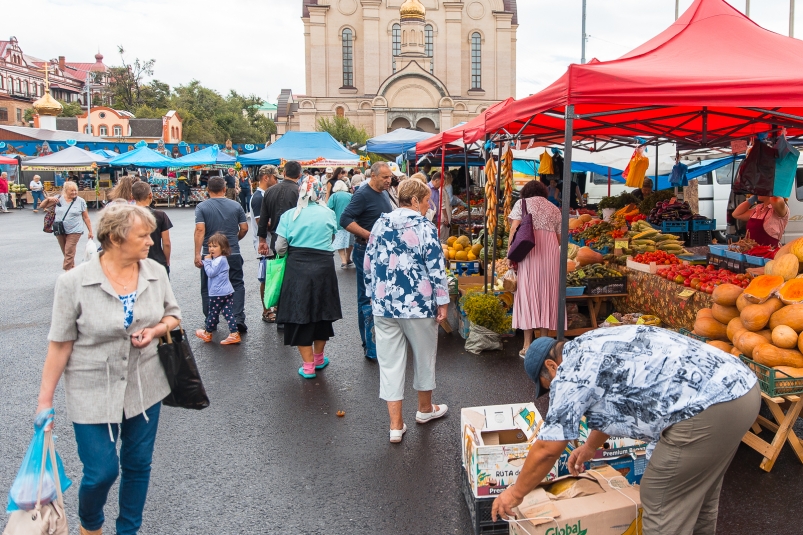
[{"left": 512, "top": 229, "right": 566, "bottom": 331}]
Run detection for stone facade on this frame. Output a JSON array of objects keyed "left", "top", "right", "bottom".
[{"left": 278, "top": 0, "right": 517, "bottom": 136}]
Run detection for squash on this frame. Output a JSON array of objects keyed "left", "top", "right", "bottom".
[
  {"left": 772, "top": 325, "right": 799, "bottom": 349},
  {"left": 711, "top": 304, "right": 740, "bottom": 325},
  {"left": 693, "top": 317, "right": 728, "bottom": 341},
  {"left": 790, "top": 237, "right": 803, "bottom": 263},
  {"left": 768, "top": 304, "right": 803, "bottom": 332},
  {"left": 696, "top": 308, "right": 713, "bottom": 320},
  {"left": 753, "top": 343, "right": 803, "bottom": 368},
  {"left": 736, "top": 293, "right": 751, "bottom": 312},
  {"left": 707, "top": 340, "right": 734, "bottom": 354},
  {"left": 579, "top": 214, "right": 592, "bottom": 223},
  {"left": 773, "top": 366, "right": 803, "bottom": 377},
  {"left": 730, "top": 347, "right": 743, "bottom": 357},
  {"left": 735, "top": 331, "right": 773, "bottom": 358},
  {"left": 727, "top": 317, "right": 747, "bottom": 342},
  {"left": 712, "top": 284, "right": 743, "bottom": 307},
  {"left": 772, "top": 254, "right": 799, "bottom": 281},
  {"left": 743, "top": 275, "right": 785, "bottom": 304},
  {"left": 778, "top": 279, "right": 803, "bottom": 305},
  {"left": 569, "top": 218, "right": 584, "bottom": 231},
  {"left": 567, "top": 260, "right": 578, "bottom": 273},
  {"left": 576, "top": 247, "right": 603, "bottom": 267},
  {"left": 757, "top": 329, "right": 774, "bottom": 343},
  {"left": 740, "top": 297, "right": 784, "bottom": 331},
  {"left": 763, "top": 259, "right": 776, "bottom": 276}
]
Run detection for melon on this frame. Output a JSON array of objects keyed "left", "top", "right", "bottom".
[
  {"left": 773, "top": 254, "right": 799, "bottom": 281},
  {"left": 772, "top": 325, "right": 799, "bottom": 349}
]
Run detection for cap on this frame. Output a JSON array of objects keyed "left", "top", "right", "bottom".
[
  {"left": 387, "top": 162, "right": 404, "bottom": 177},
  {"left": 523, "top": 337, "right": 559, "bottom": 398},
  {"left": 325, "top": 167, "right": 334, "bottom": 173}
]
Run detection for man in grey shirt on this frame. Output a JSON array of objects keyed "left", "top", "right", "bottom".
[{"left": 194, "top": 177, "right": 249, "bottom": 332}]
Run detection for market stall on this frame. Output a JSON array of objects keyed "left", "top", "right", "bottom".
[
  {"left": 366, "top": 128, "right": 434, "bottom": 155},
  {"left": 21, "top": 146, "right": 110, "bottom": 206},
  {"left": 237, "top": 131, "right": 362, "bottom": 167}
]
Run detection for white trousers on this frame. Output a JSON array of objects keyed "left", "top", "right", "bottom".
[{"left": 374, "top": 316, "right": 438, "bottom": 401}]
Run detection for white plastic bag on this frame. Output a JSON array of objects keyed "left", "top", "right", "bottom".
[
  {"left": 502, "top": 269, "right": 517, "bottom": 292},
  {"left": 84, "top": 240, "right": 98, "bottom": 262}
]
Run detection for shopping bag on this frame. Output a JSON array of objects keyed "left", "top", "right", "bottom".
[
  {"left": 624, "top": 147, "right": 650, "bottom": 188},
  {"left": 83, "top": 240, "right": 98, "bottom": 263},
  {"left": 507, "top": 199, "right": 536, "bottom": 262},
  {"left": 262, "top": 255, "right": 287, "bottom": 310},
  {"left": 158, "top": 328, "right": 210, "bottom": 410},
  {"left": 670, "top": 162, "right": 689, "bottom": 188},
  {"left": 465, "top": 324, "right": 503, "bottom": 354},
  {"left": 257, "top": 257, "right": 267, "bottom": 284},
  {"left": 502, "top": 269, "right": 518, "bottom": 292},
  {"left": 7, "top": 409, "right": 71, "bottom": 514},
  {"left": 733, "top": 141, "right": 777, "bottom": 196},
  {"left": 774, "top": 135, "right": 799, "bottom": 198},
  {"left": 362, "top": 304, "right": 377, "bottom": 359}
]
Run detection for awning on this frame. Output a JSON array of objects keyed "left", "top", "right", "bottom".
[
  {"left": 367, "top": 129, "right": 435, "bottom": 154},
  {"left": 238, "top": 131, "right": 362, "bottom": 167},
  {"left": 109, "top": 146, "right": 174, "bottom": 168},
  {"left": 22, "top": 146, "right": 109, "bottom": 171}
]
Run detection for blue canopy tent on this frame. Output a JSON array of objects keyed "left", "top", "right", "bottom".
[
  {"left": 93, "top": 149, "right": 119, "bottom": 159},
  {"left": 367, "top": 129, "right": 435, "bottom": 154},
  {"left": 171, "top": 145, "right": 236, "bottom": 168},
  {"left": 238, "top": 131, "right": 361, "bottom": 167},
  {"left": 108, "top": 146, "right": 175, "bottom": 168}
]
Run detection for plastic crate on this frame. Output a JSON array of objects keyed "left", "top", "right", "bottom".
[
  {"left": 688, "top": 230, "right": 712, "bottom": 248},
  {"left": 679, "top": 328, "right": 709, "bottom": 343},
  {"left": 450, "top": 261, "right": 480, "bottom": 276},
  {"left": 461, "top": 469, "right": 509, "bottom": 535},
  {"left": 569, "top": 236, "right": 585, "bottom": 247},
  {"left": 691, "top": 218, "right": 716, "bottom": 231},
  {"left": 725, "top": 250, "right": 746, "bottom": 261},
  {"left": 739, "top": 355, "right": 803, "bottom": 397},
  {"left": 708, "top": 244, "right": 728, "bottom": 257},
  {"left": 566, "top": 286, "right": 586, "bottom": 296},
  {"left": 744, "top": 254, "right": 770, "bottom": 267},
  {"left": 585, "top": 276, "right": 628, "bottom": 295},
  {"left": 707, "top": 253, "right": 727, "bottom": 269},
  {"left": 661, "top": 220, "right": 689, "bottom": 233}
]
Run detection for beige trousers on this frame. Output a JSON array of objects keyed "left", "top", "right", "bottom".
[
  {"left": 56, "top": 233, "right": 82, "bottom": 270},
  {"left": 641, "top": 383, "right": 760, "bottom": 535}
]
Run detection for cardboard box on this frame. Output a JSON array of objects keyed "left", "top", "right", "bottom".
[
  {"left": 509, "top": 464, "right": 642, "bottom": 535},
  {"left": 578, "top": 418, "right": 648, "bottom": 461},
  {"left": 591, "top": 453, "right": 647, "bottom": 486}
]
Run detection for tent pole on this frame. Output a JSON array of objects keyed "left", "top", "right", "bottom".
[
  {"left": 464, "top": 146, "right": 471, "bottom": 240},
  {"left": 607, "top": 167, "right": 611, "bottom": 197},
  {"left": 483, "top": 135, "right": 490, "bottom": 294},
  {"left": 557, "top": 106, "right": 575, "bottom": 341},
  {"left": 655, "top": 142, "right": 659, "bottom": 187},
  {"left": 490, "top": 141, "right": 503, "bottom": 290},
  {"left": 438, "top": 148, "right": 445, "bottom": 239}
]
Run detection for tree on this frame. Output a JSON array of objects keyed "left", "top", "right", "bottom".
[
  {"left": 105, "top": 46, "right": 155, "bottom": 110},
  {"left": 316, "top": 116, "right": 368, "bottom": 149}
]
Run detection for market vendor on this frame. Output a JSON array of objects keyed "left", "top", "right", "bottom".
[
  {"left": 630, "top": 177, "right": 653, "bottom": 202},
  {"left": 731, "top": 195, "right": 789, "bottom": 247},
  {"left": 491, "top": 326, "right": 759, "bottom": 534}
]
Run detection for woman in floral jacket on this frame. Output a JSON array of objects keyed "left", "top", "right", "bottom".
[{"left": 365, "top": 179, "right": 450, "bottom": 443}]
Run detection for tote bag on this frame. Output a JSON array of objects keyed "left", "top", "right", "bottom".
[
  {"left": 507, "top": 199, "right": 536, "bottom": 262},
  {"left": 262, "top": 255, "right": 287, "bottom": 309},
  {"left": 158, "top": 328, "right": 210, "bottom": 410}
]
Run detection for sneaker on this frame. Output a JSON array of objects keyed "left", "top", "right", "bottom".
[
  {"left": 220, "top": 333, "right": 241, "bottom": 345},
  {"left": 389, "top": 424, "right": 407, "bottom": 443},
  {"left": 195, "top": 329, "right": 213, "bottom": 343},
  {"left": 416, "top": 404, "right": 448, "bottom": 424},
  {"left": 33, "top": 210, "right": 38, "bottom": 213}
]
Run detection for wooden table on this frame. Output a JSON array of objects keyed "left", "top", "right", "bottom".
[
  {"left": 741, "top": 392, "right": 803, "bottom": 472},
  {"left": 548, "top": 294, "right": 629, "bottom": 338}
]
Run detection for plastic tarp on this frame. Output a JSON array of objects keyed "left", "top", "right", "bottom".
[
  {"left": 238, "top": 131, "right": 361, "bottom": 166},
  {"left": 22, "top": 146, "right": 110, "bottom": 170},
  {"left": 465, "top": 0, "right": 803, "bottom": 147},
  {"left": 172, "top": 145, "right": 235, "bottom": 168},
  {"left": 367, "top": 129, "right": 434, "bottom": 154},
  {"left": 0, "top": 155, "right": 18, "bottom": 165},
  {"left": 108, "top": 146, "right": 174, "bottom": 168}
]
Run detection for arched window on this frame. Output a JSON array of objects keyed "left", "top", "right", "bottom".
[
  {"left": 470, "top": 32, "right": 482, "bottom": 89},
  {"left": 425, "top": 24, "right": 434, "bottom": 74},
  {"left": 99, "top": 125, "right": 108, "bottom": 136},
  {"left": 342, "top": 28, "right": 354, "bottom": 87},
  {"left": 392, "top": 23, "right": 401, "bottom": 73},
  {"left": 84, "top": 125, "right": 92, "bottom": 134}
]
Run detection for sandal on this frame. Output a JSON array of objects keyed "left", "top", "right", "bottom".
[{"left": 262, "top": 310, "right": 277, "bottom": 323}]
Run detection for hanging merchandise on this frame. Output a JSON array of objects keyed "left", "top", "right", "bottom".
[
  {"left": 774, "top": 132, "right": 799, "bottom": 198},
  {"left": 733, "top": 139, "right": 777, "bottom": 196},
  {"left": 670, "top": 161, "right": 689, "bottom": 188},
  {"left": 552, "top": 149, "right": 565, "bottom": 179},
  {"left": 503, "top": 147, "right": 514, "bottom": 230},
  {"left": 538, "top": 148, "right": 554, "bottom": 176},
  {"left": 485, "top": 157, "right": 498, "bottom": 235},
  {"left": 623, "top": 146, "right": 650, "bottom": 188}
]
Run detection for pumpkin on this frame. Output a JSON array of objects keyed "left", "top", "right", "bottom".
[
  {"left": 569, "top": 218, "right": 584, "bottom": 231},
  {"left": 772, "top": 325, "right": 799, "bottom": 349},
  {"left": 736, "top": 293, "right": 751, "bottom": 312},
  {"left": 734, "top": 331, "right": 772, "bottom": 358},
  {"left": 730, "top": 347, "right": 743, "bottom": 357},
  {"left": 711, "top": 304, "right": 740, "bottom": 325},
  {"left": 693, "top": 317, "right": 728, "bottom": 341},
  {"left": 753, "top": 344, "right": 803, "bottom": 368},
  {"left": 768, "top": 304, "right": 803, "bottom": 332},
  {"left": 772, "top": 254, "right": 799, "bottom": 281},
  {"left": 743, "top": 275, "right": 785, "bottom": 304},
  {"left": 726, "top": 317, "right": 747, "bottom": 342},
  {"left": 712, "top": 284, "right": 743, "bottom": 307},
  {"left": 778, "top": 279, "right": 803, "bottom": 305},
  {"left": 576, "top": 247, "right": 603, "bottom": 267},
  {"left": 790, "top": 237, "right": 803, "bottom": 263},
  {"left": 579, "top": 214, "right": 592, "bottom": 223},
  {"left": 696, "top": 308, "right": 713, "bottom": 320},
  {"left": 740, "top": 297, "right": 784, "bottom": 331},
  {"left": 763, "top": 259, "right": 776, "bottom": 276},
  {"left": 707, "top": 340, "right": 734, "bottom": 354},
  {"left": 567, "top": 260, "right": 578, "bottom": 273}
]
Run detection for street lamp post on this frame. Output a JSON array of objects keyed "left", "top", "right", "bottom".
[
  {"left": 85, "top": 73, "right": 92, "bottom": 135},
  {"left": 581, "top": 0, "right": 587, "bottom": 64},
  {"left": 676, "top": 0, "right": 679, "bottom": 21},
  {"left": 791, "top": 0, "right": 796, "bottom": 38},
  {"left": 746, "top": 0, "right": 750, "bottom": 17}
]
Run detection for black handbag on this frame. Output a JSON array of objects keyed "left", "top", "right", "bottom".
[
  {"left": 52, "top": 198, "right": 75, "bottom": 236},
  {"left": 158, "top": 328, "right": 210, "bottom": 410},
  {"left": 733, "top": 141, "right": 777, "bottom": 196}
]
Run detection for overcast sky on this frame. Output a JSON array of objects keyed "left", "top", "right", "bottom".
[{"left": 2, "top": 0, "right": 799, "bottom": 102}]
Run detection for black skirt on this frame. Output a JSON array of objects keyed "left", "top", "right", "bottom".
[
  {"left": 276, "top": 246, "right": 343, "bottom": 325},
  {"left": 283, "top": 320, "right": 335, "bottom": 347}
]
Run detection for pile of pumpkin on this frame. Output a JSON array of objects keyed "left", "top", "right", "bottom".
[
  {"left": 693, "top": 250, "right": 803, "bottom": 377},
  {"left": 444, "top": 235, "right": 483, "bottom": 261}
]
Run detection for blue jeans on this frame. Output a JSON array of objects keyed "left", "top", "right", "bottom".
[
  {"left": 352, "top": 243, "right": 369, "bottom": 353},
  {"left": 31, "top": 190, "right": 45, "bottom": 209},
  {"left": 73, "top": 402, "right": 161, "bottom": 535}
]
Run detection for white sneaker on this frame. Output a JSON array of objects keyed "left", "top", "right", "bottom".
[
  {"left": 389, "top": 424, "right": 407, "bottom": 443},
  {"left": 416, "top": 404, "right": 448, "bottom": 424}
]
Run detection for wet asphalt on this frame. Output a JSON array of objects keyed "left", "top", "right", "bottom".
[{"left": 1, "top": 205, "right": 802, "bottom": 535}]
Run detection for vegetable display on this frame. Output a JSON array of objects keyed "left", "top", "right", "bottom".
[
  {"left": 567, "top": 263, "right": 623, "bottom": 287},
  {"left": 657, "top": 264, "right": 751, "bottom": 293}
]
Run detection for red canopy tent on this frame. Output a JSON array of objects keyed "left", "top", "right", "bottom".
[
  {"left": 415, "top": 98, "right": 515, "bottom": 155},
  {"left": 0, "top": 155, "right": 18, "bottom": 165}
]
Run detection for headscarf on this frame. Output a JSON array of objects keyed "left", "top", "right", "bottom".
[
  {"left": 293, "top": 175, "right": 324, "bottom": 220},
  {"left": 332, "top": 179, "right": 349, "bottom": 194}
]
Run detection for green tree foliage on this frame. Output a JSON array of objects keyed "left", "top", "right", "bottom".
[
  {"left": 105, "top": 46, "right": 155, "bottom": 111},
  {"left": 316, "top": 116, "right": 368, "bottom": 149}
]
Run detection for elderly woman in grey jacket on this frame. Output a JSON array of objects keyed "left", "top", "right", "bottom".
[{"left": 36, "top": 201, "right": 181, "bottom": 535}]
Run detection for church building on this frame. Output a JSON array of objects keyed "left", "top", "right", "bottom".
[{"left": 276, "top": 0, "right": 518, "bottom": 136}]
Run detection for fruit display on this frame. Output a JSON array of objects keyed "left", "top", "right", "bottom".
[
  {"left": 646, "top": 199, "right": 694, "bottom": 224},
  {"left": 576, "top": 247, "right": 604, "bottom": 267},
  {"left": 566, "top": 263, "right": 623, "bottom": 287},
  {"left": 626, "top": 220, "right": 688, "bottom": 256},
  {"left": 444, "top": 235, "right": 482, "bottom": 261},
  {"left": 9, "top": 183, "right": 27, "bottom": 194},
  {"left": 657, "top": 264, "right": 751, "bottom": 293},
  {"left": 632, "top": 251, "right": 682, "bottom": 265},
  {"left": 764, "top": 253, "right": 798, "bottom": 281}
]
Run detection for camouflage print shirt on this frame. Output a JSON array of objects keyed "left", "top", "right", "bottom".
[{"left": 539, "top": 325, "right": 757, "bottom": 443}]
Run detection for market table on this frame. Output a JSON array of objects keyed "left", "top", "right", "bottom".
[
  {"left": 612, "top": 267, "right": 713, "bottom": 330},
  {"left": 547, "top": 294, "right": 628, "bottom": 338}
]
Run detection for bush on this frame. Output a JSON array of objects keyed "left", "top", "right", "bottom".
[{"left": 460, "top": 290, "right": 512, "bottom": 334}]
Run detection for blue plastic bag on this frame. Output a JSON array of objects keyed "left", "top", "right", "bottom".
[{"left": 7, "top": 409, "right": 72, "bottom": 513}]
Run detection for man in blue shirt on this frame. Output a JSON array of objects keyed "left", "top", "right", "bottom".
[
  {"left": 340, "top": 162, "right": 393, "bottom": 359},
  {"left": 491, "top": 326, "right": 760, "bottom": 534}
]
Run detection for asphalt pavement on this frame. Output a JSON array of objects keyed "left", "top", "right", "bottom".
[{"left": 1, "top": 205, "right": 802, "bottom": 535}]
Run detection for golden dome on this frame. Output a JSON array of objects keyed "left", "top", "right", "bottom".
[
  {"left": 33, "top": 89, "right": 63, "bottom": 117},
  {"left": 400, "top": 0, "right": 425, "bottom": 21}
]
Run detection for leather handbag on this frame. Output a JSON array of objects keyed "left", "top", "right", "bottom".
[
  {"left": 158, "top": 328, "right": 210, "bottom": 410},
  {"left": 507, "top": 198, "right": 536, "bottom": 262},
  {"left": 51, "top": 198, "right": 75, "bottom": 236},
  {"left": 2, "top": 432, "right": 69, "bottom": 535}
]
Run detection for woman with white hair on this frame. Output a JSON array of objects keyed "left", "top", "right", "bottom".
[
  {"left": 275, "top": 175, "right": 343, "bottom": 379},
  {"left": 328, "top": 179, "right": 355, "bottom": 268},
  {"left": 40, "top": 181, "right": 94, "bottom": 270}
]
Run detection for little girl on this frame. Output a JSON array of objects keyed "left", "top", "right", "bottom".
[{"left": 195, "top": 233, "right": 241, "bottom": 345}]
